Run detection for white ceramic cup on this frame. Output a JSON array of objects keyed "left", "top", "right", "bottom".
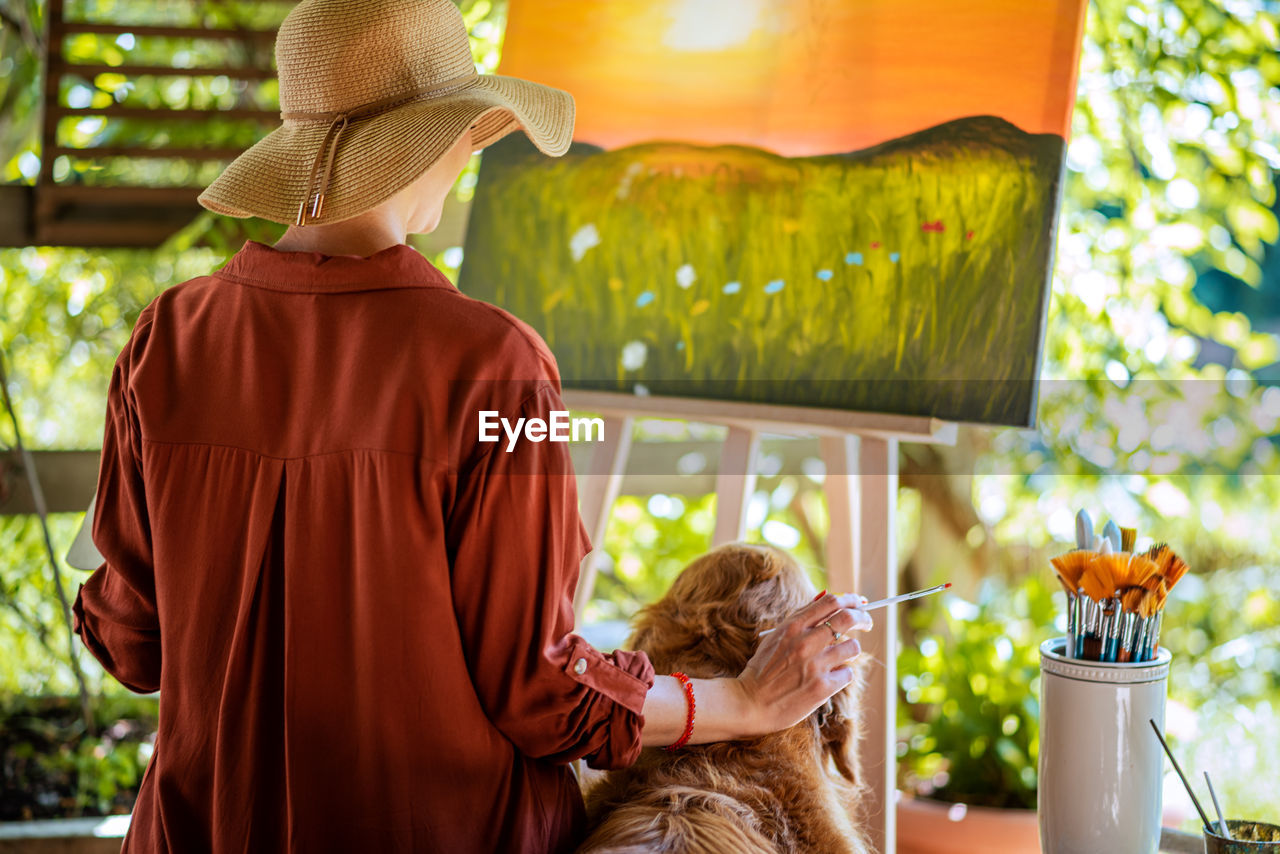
[{"left": 1038, "top": 637, "right": 1172, "bottom": 854}]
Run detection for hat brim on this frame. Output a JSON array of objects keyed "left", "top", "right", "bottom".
[{"left": 197, "top": 74, "right": 574, "bottom": 226}]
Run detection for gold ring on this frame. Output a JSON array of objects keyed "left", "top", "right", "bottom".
[{"left": 823, "top": 619, "right": 845, "bottom": 644}]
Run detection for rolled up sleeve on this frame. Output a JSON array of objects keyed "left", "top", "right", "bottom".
[
  {"left": 446, "top": 381, "right": 654, "bottom": 770},
  {"left": 73, "top": 308, "right": 161, "bottom": 694}
]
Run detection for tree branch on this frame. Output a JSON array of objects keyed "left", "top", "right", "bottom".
[{"left": 0, "top": 1, "right": 41, "bottom": 56}]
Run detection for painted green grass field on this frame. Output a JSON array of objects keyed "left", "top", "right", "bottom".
[{"left": 459, "top": 115, "right": 1064, "bottom": 425}]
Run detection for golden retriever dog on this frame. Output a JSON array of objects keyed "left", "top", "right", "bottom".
[{"left": 576, "top": 542, "right": 871, "bottom": 854}]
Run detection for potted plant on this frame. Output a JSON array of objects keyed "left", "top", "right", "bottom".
[{"left": 893, "top": 574, "right": 1055, "bottom": 854}]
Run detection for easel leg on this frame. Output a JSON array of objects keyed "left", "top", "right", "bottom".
[
  {"left": 819, "top": 434, "right": 859, "bottom": 594},
  {"left": 573, "top": 415, "right": 634, "bottom": 622},
  {"left": 821, "top": 433, "right": 899, "bottom": 853},
  {"left": 860, "top": 436, "right": 899, "bottom": 854},
  {"left": 711, "top": 426, "right": 760, "bottom": 546}
]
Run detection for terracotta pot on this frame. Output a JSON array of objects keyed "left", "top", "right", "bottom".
[{"left": 897, "top": 794, "right": 1041, "bottom": 854}]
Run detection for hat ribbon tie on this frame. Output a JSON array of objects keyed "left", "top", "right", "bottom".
[{"left": 281, "top": 72, "right": 478, "bottom": 226}]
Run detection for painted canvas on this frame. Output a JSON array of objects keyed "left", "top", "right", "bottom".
[{"left": 458, "top": 0, "right": 1089, "bottom": 426}]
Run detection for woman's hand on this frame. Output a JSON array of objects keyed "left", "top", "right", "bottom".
[{"left": 732, "top": 593, "right": 873, "bottom": 737}]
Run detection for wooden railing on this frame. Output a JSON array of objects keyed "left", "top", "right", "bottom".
[{"left": 26, "top": 0, "right": 292, "bottom": 247}]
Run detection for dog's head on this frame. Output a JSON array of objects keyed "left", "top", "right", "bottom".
[{"left": 626, "top": 542, "right": 866, "bottom": 785}]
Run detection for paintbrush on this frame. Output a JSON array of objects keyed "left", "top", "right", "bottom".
[
  {"left": 1149, "top": 718, "right": 1214, "bottom": 833},
  {"left": 1204, "top": 771, "right": 1232, "bottom": 840},
  {"left": 756, "top": 583, "right": 951, "bottom": 636},
  {"left": 1052, "top": 525, "right": 1191, "bottom": 661},
  {"left": 1051, "top": 550, "right": 1091, "bottom": 657},
  {"left": 860, "top": 582, "right": 952, "bottom": 611}
]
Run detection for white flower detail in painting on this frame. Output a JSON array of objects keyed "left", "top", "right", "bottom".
[
  {"left": 675, "top": 264, "right": 696, "bottom": 289},
  {"left": 569, "top": 224, "right": 601, "bottom": 262},
  {"left": 616, "top": 161, "right": 645, "bottom": 200},
  {"left": 621, "top": 340, "right": 648, "bottom": 371}
]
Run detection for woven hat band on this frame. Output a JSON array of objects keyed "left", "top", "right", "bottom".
[
  {"left": 279, "top": 71, "right": 478, "bottom": 123},
  {"left": 283, "top": 71, "right": 479, "bottom": 226}
]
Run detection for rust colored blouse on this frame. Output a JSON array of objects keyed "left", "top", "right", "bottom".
[{"left": 72, "top": 239, "right": 655, "bottom": 853}]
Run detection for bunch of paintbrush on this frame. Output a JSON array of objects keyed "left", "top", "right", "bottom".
[{"left": 1048, "top": 510, "right": 1189, "bottom": 662}]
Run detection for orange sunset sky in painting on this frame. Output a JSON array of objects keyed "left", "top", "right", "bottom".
[{"left": 498, "top": 0, "right": 1088, "bottom": 156}]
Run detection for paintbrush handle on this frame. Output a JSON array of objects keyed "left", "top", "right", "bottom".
[
  {"left": 861, "top": 583, "right": 951, "bottom": 611},
  {"left": 1204, "top": 771, "right": 1232, "bottom": 840},
  {"left": 756, "top": 583, "right": 950, "bottom": 637},
  {"left": 1149, "top": 719, "right": 1214, "bottom": 832}
]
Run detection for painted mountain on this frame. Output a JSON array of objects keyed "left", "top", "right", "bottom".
[{"left": 458, "top": 0, "right": 1089, "bottom": 426}]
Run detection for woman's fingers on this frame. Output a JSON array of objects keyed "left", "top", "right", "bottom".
[
  {"left": 818, "top": 636, "right": 862, "bottom": 668},
  {"left": 807, "top": 598, "right": 873, "bottom": 637},
  {"left": 791, "top": 591, "right": 849, "bottom": 627},
  {"left": 825, "top": 665, "right": 857, "bottom": 692},
  {"left": 736, "top": 597, "right": 869, "bottom": 734},
  {"left": 820, "top": 606, "right": 872, "bottom": 635},
  {"left": 833, "top": 593, "right": 870, "bottom": 611}
]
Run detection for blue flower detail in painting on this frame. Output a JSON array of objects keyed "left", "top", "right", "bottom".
[
  {"left": 816, "top": 269, "right": 833, "bottom": 281},
  {"left": 889, "top": 252, "right": 900, "bottom": 263},
  {"left": 845, "top": 252, "right": 862, "bottom": 265},
  {"left": 722, "top": 281, "right": 741, "bottom": 294},
  {"left": 635, "top": 290, "right": 655, "bottom": 307},
  {"left": 764, "top": 279, "right": 785, "bottom": 294}
]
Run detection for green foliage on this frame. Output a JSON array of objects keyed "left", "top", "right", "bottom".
[
  {"left": 585, "top": 472, "right": 830, "bottom": 627},
  {"left": 897, "top": 576, "right": 1057, "bottom": 810},
  {"left": 1158, "top": 563, "right": 1280, "bottom": 829},
  {"left": 0, "top": 514, "right": 103, "bottom": 695},
  {"left": 1, "top": 693, "right": 157, "bottom": 820},
  {"left": 894, "top": 562, "right": 1280, "bottom": 825}
]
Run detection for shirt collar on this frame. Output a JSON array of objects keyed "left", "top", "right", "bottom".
[{"left": 211, "top": 239, "right": 458, "bottom": 294}]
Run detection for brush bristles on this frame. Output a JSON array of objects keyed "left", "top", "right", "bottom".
[
  {"left": 1122, "top": 554, "right": 1159, "bottom": 589},
  {"left": 1154, "top": 583, "right": 1169, "bottom": 612},
  {"left": 1120, "top": 586, "right": 1145, "bottom": 613},
  {"left": 1163, "top": 554, "right": 1190, "bottom": 590},
  {"left": 1120, "top": 527, "right": 1137, "bottom": 552},
  {"left": 1053, "top": 526, "right": 1186, "bottom": 660},
  {"left": 1050, "top": 550, "right": 1092, "bottom": 589},
  {"left": 1144, "top": 543, "right": 1190, "bottom": 600},
  {"left": 1081, "top": 553, "right": 1125, "bottom": 601},
  {"left": 1053, "top": 575, "right": 1074, "bottom": 598}
]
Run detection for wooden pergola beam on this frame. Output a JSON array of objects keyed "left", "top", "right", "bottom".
[
  {"left": 47, "top": 105, "right": 280, "bottom": 122},
  {"left": 54, "top": 60, "right": 277, "bottom": 79},
  {"left": 59, "top": 22, "right": 280, "bottom": 41},
  {"left": 50, "top": 145, "right": 259, "bottom": 161}
]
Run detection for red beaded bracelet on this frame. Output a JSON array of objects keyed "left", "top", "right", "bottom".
[{"left": 664, "top": 672, "right": 696, "bottom": 752}]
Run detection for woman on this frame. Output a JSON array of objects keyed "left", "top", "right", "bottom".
[{"left": 72, "top": 1, "right": 872, "bottom": 852}]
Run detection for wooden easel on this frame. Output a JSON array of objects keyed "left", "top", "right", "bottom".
[{"left": 564, "top": 389, "right": 957, "bottom": 854}]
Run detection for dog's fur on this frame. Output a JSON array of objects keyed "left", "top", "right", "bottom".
[{"left": 576, "top": 543, "right": 871, "bottom": 854}]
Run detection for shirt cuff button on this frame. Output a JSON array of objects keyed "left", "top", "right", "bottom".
[{"left": 573, "top": 657, "right": 588, "bottom": 675}]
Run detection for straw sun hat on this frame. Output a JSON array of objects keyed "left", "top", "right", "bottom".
[{"left": 196, "top": 0, "right": 575, "bottom": 227}]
